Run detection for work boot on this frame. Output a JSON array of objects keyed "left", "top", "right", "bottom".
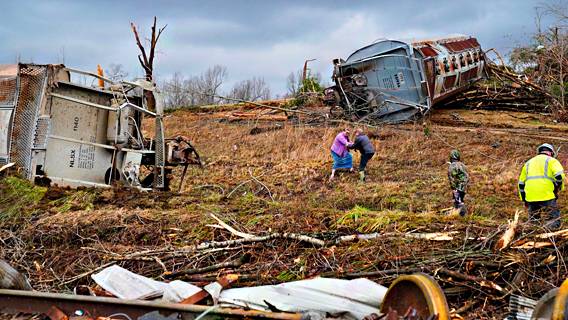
[
  {"left": 359, "top": 171, "right": 366, "bottom": 182},
  {"left": 458, "top": 203, "right": 467, "bottom": 217}
]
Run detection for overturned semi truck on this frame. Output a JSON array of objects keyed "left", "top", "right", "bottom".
[
  {"left": 0, "top": 64, "right": 200, "bottom": 190},
  {"left": 325, "top": 35, "right": 485, "bottom": 123}
]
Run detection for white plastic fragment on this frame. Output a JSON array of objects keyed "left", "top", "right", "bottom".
[{"left": 91, "top": 265, "right": 201, "bottom": 302}]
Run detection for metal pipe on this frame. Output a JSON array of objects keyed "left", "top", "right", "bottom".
[
  {"left": 119, "top": 102, "right": 157, "bottom": 117},
  {"left": 48, "top": 135, "right": 154, "bottom": 154},
  {"left": 65, "top": 67, "right": 116, "bottom": 85},
  {"left": 0, "top": 289, "right": 302, "bottom": 320},
  {"left": 49, "top": 94, "right": 156, "bottom": 117},
  {"left": 49, "top": 93, "right": 117, "bottom": 111}
]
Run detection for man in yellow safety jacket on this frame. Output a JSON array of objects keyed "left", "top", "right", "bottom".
[{"left": 518, "top": 143, "right": 565, "bottom": 229}]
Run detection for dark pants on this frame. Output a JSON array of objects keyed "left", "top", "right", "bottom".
[
  {"left": 527, "top": 199, "right": 561, "bottom": 229},
  {"left": 359, "top": 152, "right": 374, "bottom": 172},
  {"left": 452, "top": 190, "right": 466, "bottom": 216}
]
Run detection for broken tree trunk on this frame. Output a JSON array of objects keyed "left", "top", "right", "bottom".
[{"left": 130, "top": 17, "right": 166, "bottom": 111}]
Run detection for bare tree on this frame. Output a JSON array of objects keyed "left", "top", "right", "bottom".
[
  {"left": 130, "top": 17, "right": 166, "bottom": 82},
  {"left": 196, "top": 65, "right": 228, "bottom": 104},
  {"left": 130, "top": 17, "right": 167, "bottom": 111},
  {"left": 286, "top": 71, "right": 300, "bottom": 96},
  {"left": 286, "top": 69, "right": 323, "bottom": 96},
  {"left": 184, "top": 76, "right": 202, "bottom": 106},
  {"left": 162, "top": 72, "right": 190, "bottom": 109},
  {"left": 229, "top": 77, "right": 271, "bottom": 101},
  {"left": 105, "top": 64, "right": 129, "bottom": 81},
  {"left": 161, "top": 65, "right": 229, "bottom": 108}
]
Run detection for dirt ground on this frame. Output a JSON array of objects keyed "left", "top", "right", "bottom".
[{"left": 2, "top": 106, "right": 568, "bottom": 319}]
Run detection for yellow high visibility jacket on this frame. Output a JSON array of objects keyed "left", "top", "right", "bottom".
[{"left": 518, "top": 154, "right": 565, "bottom": 202}]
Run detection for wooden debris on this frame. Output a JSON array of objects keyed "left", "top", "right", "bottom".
[
  {"left": 164, "top": 255, "right": 249, "bottom": 279},
  {"left": 226, "top": 112, "right": 288, "bottom": 122},
  {"left": 209, "top": 213, "right": 255, "bottom": 239},
  {"left": 536, "top": 228, "right": 568, "bottom": 239},
  {"left": 495, "top": 211, "right": 520, "bottom": 251},
  {"left": 334, "top": 231, "right": 459, "bottom": 244},
  {"left": 511, "top": 241, "right": 554, "bottom": 249},
  {"left": 442, "top": 62, "right": 553, "bottom": 113},
  {"left": 437, "top": 268, "right": 504, "bottom": 292}
]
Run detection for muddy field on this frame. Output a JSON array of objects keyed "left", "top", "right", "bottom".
[{"left": 2, "top": 107, "right": 568, "bottom": 319}]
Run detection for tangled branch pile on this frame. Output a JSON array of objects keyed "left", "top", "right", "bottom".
[
  {"left": 3, "top": 202, "right": 567, "bottom": 319},
  {"left": 507, "top": 3, "right": 568, "bottom": 119},
  {"left": 441, "top": 62, "right": 554, "bottom": 113}
]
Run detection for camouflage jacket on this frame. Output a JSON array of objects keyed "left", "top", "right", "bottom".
[{"left": 448, "top": 161, "right": 469, "bottom": 191}]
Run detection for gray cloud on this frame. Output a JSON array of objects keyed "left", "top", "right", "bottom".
[{"left": 0, "top": 0, "right": 554, "bottom": 95}]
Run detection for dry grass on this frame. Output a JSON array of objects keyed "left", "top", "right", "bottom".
[{"left": 2, "top": 107, "right": 568, "bottom": 318}]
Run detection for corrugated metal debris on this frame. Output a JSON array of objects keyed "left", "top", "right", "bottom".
[{"left": 217, "top": 277, "right": 387, "bottom": 319}]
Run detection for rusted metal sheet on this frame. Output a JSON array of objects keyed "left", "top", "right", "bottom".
[
  {"left": 0, "top": 289, "right": 302, "bottom": 320},
  {"left": 0, "top": 78, "right": 17, "bottom": 107},
  {"left": 441, "top": 38, "right": 480, "bottom": 53},
  {"left": 0, "top": 65, "right": 18, "bottom": 77},
  {"left": 326, "top": 35, "right": 485, "bottom": 123},
  {"left": 418, "top": 46, "right": 438, "bottom": 57}
]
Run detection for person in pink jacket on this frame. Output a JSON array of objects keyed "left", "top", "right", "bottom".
[{"left": 329, "top": 128, "right": 353, "bottom": 181}]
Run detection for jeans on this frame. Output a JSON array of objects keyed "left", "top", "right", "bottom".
[
  {"left": 452, "top": 190, "right": 467, "bottom": 216},
  {"left": 527, "top": 199, "right": 561, "bottom": 229},
  {"left": 359, "top": 153, "right": 374, "bottom": 172}
]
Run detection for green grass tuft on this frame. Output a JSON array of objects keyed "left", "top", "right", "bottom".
[{"left": 0, "top": 176, "right": 47, "bottom": 225}]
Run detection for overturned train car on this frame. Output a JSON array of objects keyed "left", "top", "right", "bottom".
[
  {"left": 0, "top": 64, "right": 200, "bottom": 190},
  {"left": 325, "top": 36, "right": 485, "bottom": 123}
]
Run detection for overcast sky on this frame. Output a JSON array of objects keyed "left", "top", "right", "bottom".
[{"left": 0, "top": 0, "right": 558, "bottom": 96}]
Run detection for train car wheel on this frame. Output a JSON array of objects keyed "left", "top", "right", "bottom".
[
  {"left": 552, "top": 278, "right": 568, "bottom": 320},
  {"left": 380, "top": 273, "right": 450, "bottom": 320}
]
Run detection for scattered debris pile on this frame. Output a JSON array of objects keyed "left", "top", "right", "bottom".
[
  {"left": 441, "top": 61, "right": 555, "bottom": 113},
  {"left": 1, "top": 203, "right": 568, "bottom": 319}
]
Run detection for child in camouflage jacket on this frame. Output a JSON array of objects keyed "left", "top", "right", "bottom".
[{"left": 448, "top": 150, "right": 470, "bottom": 216}]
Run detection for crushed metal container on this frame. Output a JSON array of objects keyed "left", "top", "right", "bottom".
[
  {"left": 0, "top": 63, "right": 199, "bottom": 190},
  {"left": 325, "top": 35, "right": 485, "bottom": 123}
]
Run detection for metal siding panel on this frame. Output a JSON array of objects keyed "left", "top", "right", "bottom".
[
  {"left": 346, "top": 40, "right": 409, "bottom": 63},
  {"left": 33, "top": 116, "right": 50, "bottom": 149},
  {"left": 423, "top": 59, "right": 436, "bottom": 98},
  {"left": 44, "top": 86, "right": 113, "bottom": 184},
  {"left": 0, "top": 109, "right": 13, "bottom": 158}
]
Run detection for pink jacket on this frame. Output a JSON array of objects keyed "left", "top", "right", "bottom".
[{"left": 331, "top": 132, "right": 351, "bottom": 157}]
